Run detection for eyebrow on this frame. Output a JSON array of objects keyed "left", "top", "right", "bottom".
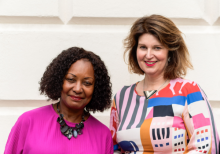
[
  {"left": 138, "top": 43, "right": 163, "bottom": 46},
  {"left": 67, "top": 73, "right": 94, "bottom": 79}
]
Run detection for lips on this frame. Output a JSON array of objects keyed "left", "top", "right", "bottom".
[
  {"left": 145, "top": 61, "right": 157, "bottom": 67},
  {"left": 70, "top": 95, "right": 83, "bottom": 101}
]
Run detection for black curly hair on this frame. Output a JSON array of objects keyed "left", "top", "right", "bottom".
[{"left": 39, "top": 47, "right": 112, "bottom": 113}]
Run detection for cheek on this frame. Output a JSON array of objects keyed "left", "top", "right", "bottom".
[
  {"left": 62, "top": 82, "right": 71, "bottom": 94},
  {"left": 156, "top": 51, "right": 168, "bottom": 61},
  {"left": 136, "top": 49, "right": 145, "bottom": 61},
  {"left": 85, "top": 87, "right": 94, "bottom": 99}
]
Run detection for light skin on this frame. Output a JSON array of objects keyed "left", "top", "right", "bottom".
[
  {"left": 53, "top": 59, "right": 95, "bottom": 123},
  {"left": 135, "top": 33, "right": 170, "bottom": 96}
]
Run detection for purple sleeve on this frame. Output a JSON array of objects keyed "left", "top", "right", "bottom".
[{"left": 4, "top": 114, "right": 29, "bottom": 154}]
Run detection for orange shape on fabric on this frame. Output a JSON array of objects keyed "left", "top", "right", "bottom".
[
  {"left": 203, "top": 151, "right": 207, "bottom": 153},
  {"left": 197, "top": 131, "right": 199, "bottom": 135},
  {"left": 175, "top": 128, "right": 177, "bottom": 131},
  {"left": 174, "top": 149, "right": 177, "bottom": 152},
  {"left": 140, "top": 118, "right": 154, "bottom": 152},
  {"left": 201, "top": 130, "right": 204, "bottom": 133},
  {"left": 112, "top": 99, "right": 116, "bottom": 108},
  {"left": 205, "top": 129, "right": 208, "bottom": 132},
  {"left": 182, "top": 148, "right": 184, "bottom": 151}
]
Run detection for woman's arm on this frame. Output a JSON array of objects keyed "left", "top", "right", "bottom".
[
  {"left": 182, "top": 84, "right": 219, "bottom": 154},
  {"left": 4, "top": 113, "right": 29, "bottom": 154}
]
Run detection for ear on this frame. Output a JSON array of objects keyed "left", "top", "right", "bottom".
[{"left": 168, "top": 57, "right": 171, "bottom": 62}]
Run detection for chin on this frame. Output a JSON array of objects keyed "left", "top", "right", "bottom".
[
  {"left": 144, "top": 70, "right": 157, "bottom": 75},
  {"left": 70, "top": 105, "right": 85, "bottom": 110},
  {"left": 66, "top": 102, "right": 83, "bottom": 109}
]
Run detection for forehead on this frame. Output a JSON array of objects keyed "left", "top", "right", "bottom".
[
  {"left": 138, "top": 33, "right": 162, "bottom": 45},
  {"left": 67, "top": 59, "right": 94, "bottom": 77}
]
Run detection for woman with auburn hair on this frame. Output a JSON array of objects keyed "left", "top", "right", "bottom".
[{"left": 110, "top": 15, "right": 219, "bottom": 154}]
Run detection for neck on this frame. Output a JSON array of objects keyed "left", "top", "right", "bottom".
[
  {"left": 58, "top": 101, "right": 85, "bottom": 123},
  {"left": 143, "top": 73, "right": 166, "bottom": 91}
]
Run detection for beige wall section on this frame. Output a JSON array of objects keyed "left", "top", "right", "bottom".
[{"left": 1, "top": 0, "right": 220, "bottom": 153}]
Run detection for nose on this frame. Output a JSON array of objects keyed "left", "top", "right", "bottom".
[
  {"left": 72, "top": 82, "right": 83, "bottom": 93},
  {"left": 146, "top": 48, "right": 153, "bottom": 59}
]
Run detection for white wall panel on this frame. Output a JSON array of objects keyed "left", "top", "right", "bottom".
[
  {"left": 0, "top": 26, "right": 220, "bottom": 100},
  {"left": 0, "top": 27, "right": 130, "bottom": 100},
  {"left": 72, "top": 0, "right": 204, "bottom": 18},
  {"left": 213, "top": 0, "right": 220, "bottom": 25},
  {"left": 0, "top": 0, "right": 59, "bottom": 17}
]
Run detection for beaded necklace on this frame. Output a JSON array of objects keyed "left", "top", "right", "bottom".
[{"left": 56, "top": 102, "right": 85, "bottom": 140}]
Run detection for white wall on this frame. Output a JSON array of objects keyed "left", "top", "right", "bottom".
[{"left": 1, "top": 0, "right": 220, "bottom": 152}]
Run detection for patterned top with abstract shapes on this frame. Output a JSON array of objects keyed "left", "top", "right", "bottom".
[{"left": 110, "top": 78, "right": 219, "bottom": 154}]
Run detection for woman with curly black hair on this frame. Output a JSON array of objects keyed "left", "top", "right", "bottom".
[{"left": 5, "top": 47, "right": 113, "bottom": 154}]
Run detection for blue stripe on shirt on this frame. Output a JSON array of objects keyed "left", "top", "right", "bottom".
[
  {"left": 187, "top": 91, "right": 203, "bottom": 105},
  {"left": 148, "top": 96, "right": 186, "bottom": 107}
]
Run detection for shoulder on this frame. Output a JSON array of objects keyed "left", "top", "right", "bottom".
[
  {"left": 17, "top": 104, "right": 53, "bottom": 124},
  {"left": 87, "top": 115, "right": 111, "bottom": 134},
  {"left": 20, "top": 104, "right": 52, "bottom": 117},
  {"left": 5, "top": 105, "right": 53, "bottom": 152},
  {"left": 169, "top": 78, "right": 201, "bottom": 95},
  {"left": 170, "top": 78, "right": 197, "bottom": 87},
  {"left": 113, "top": 83, "right": 136, "bottom": 99}
]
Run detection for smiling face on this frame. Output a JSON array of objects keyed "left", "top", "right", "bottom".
[
  {"left": 136, "top": 33, "right": 169, "bottom": 77},
  {"left": 60, "top": 59, "right": 95, "bottom": 111}
]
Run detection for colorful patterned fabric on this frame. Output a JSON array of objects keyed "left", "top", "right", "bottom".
[{"left": 110, "top": 78, "right": 219, "bottom": 154}]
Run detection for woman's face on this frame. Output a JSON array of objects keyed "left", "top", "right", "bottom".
[
  {"left": 60, "top": 59, "right": 95, "bottom": 110},
  {"left": 136, "top": 33, "right": 169, "bottom": 77}
]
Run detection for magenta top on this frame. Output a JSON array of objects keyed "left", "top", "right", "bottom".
[{"left": 4, "top": 104, "right": 113, "bottom": 154}]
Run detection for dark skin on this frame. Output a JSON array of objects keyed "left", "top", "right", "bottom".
[{"left": 53, "top": 59, "right": 95, "bottom": 123}]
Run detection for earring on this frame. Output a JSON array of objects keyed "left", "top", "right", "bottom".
[{"left": 168, "top": 57, "right": 171, "bottom": 62}]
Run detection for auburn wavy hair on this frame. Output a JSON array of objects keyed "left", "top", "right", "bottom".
[{"left": 124, "top": 14, "right": 193, "bottom": 79}]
